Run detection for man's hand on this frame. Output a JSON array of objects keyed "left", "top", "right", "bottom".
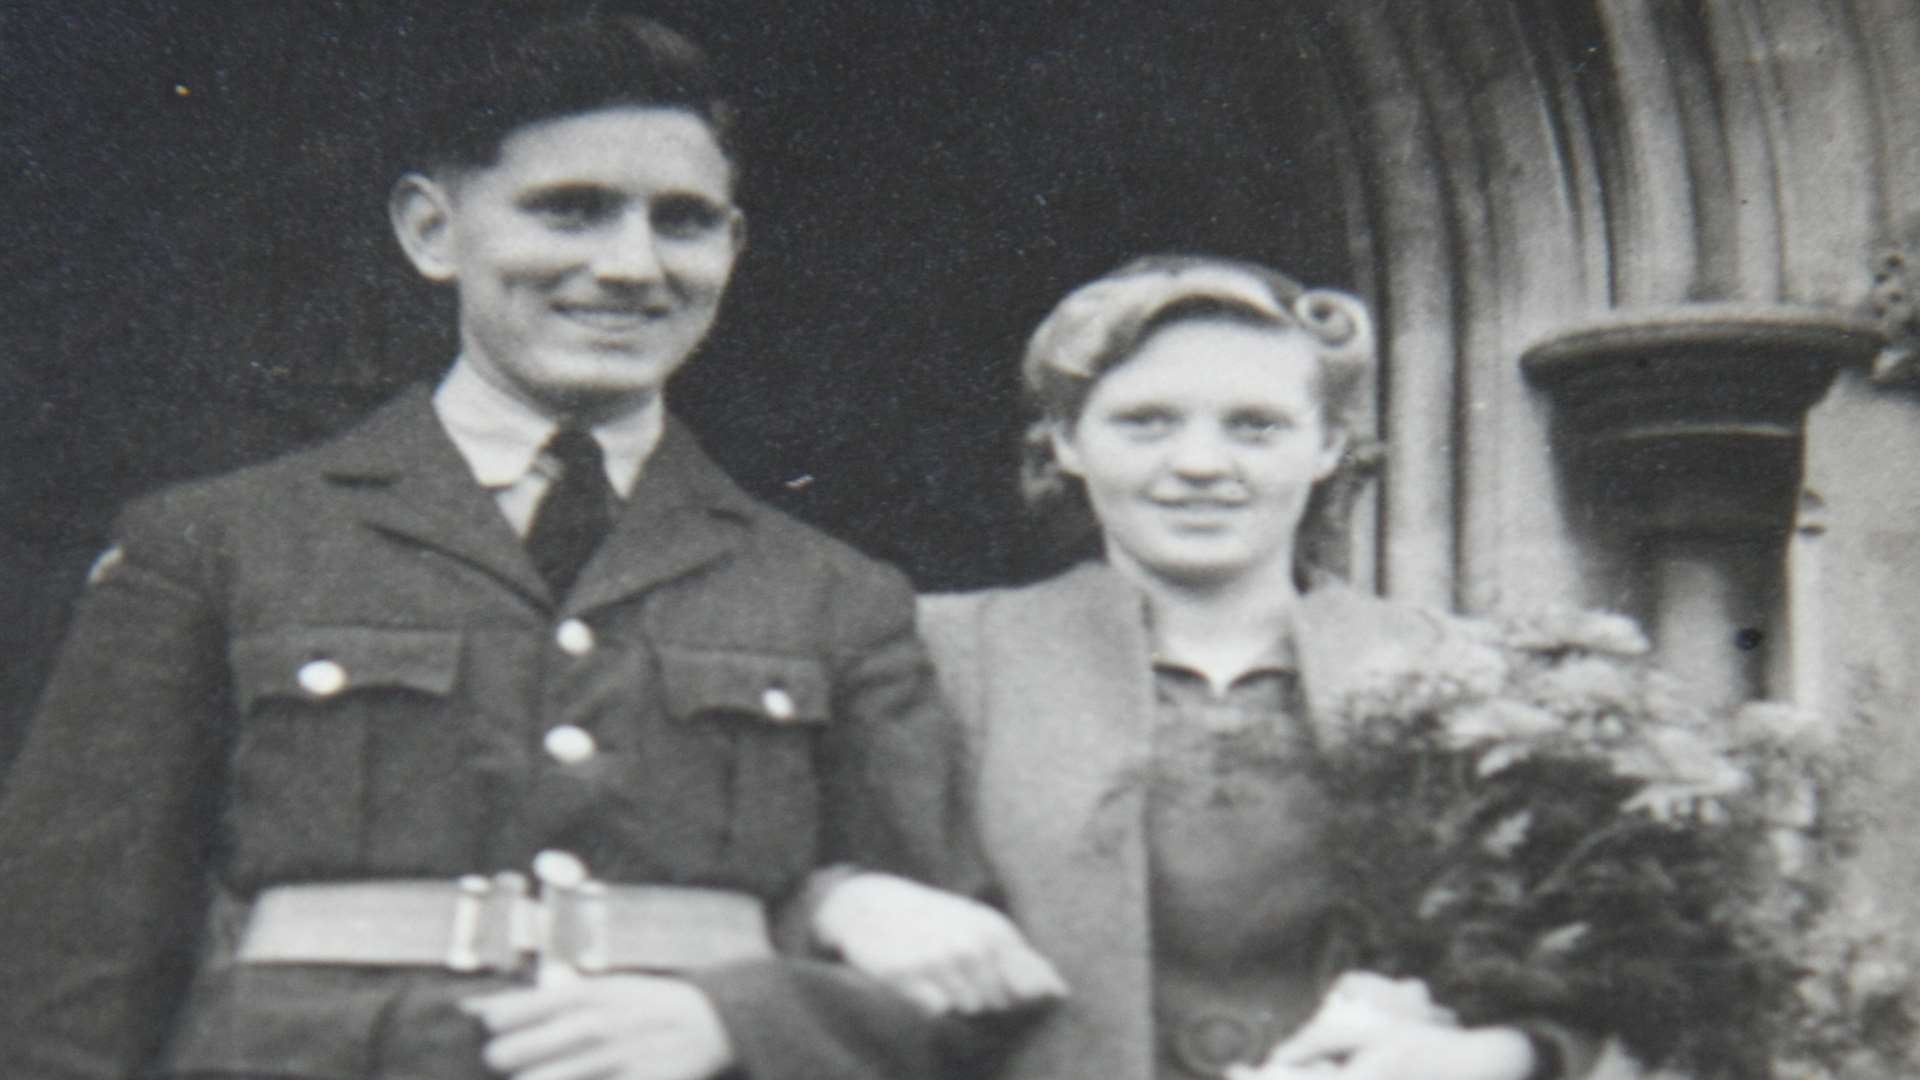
[
  {"left": 462, "top": 974, "right": 734, "bottom": 1080},
  {"left": 812, "top": 872, "right": 1067, "bottom": 1016}
]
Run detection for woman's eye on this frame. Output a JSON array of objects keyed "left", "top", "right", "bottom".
[
  {"left": 1227, "top": 413, "right": 1291, "bottom": 439},
  {"left": 1110, "top": 410, "right": 1176, "bottom": 437},
  {"left": 652, "top": 196, "right": 729, "bottom": 240}
]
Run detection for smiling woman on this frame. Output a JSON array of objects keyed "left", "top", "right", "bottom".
[
  {"left": 917, "top": 256, "right": 1606, "bottom": 1080},
  {"left": 1051, "top": 319, "right": 1346, "bottom": 600}
]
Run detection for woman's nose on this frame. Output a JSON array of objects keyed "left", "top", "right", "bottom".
[
  {"left": 590, "top": 212, "right": 665, "bottom": 283},
  {"left": 1165, "top": 427, "right": 1233, "bottom": 479}
]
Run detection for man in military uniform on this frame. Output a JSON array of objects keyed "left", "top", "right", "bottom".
[{"left": 0, "top": 14, "right": 1057, "bottom": 1080}]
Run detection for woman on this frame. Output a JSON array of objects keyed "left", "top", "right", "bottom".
[{"left": 919, "top": 256, "right": 1607, "bottom": 1080}]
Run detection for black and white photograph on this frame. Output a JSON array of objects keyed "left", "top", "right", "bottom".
[{"left": 2, "top": 3, "right": 1918, "bottom": 1078}]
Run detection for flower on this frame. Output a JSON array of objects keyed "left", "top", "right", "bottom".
[
  {"left": 1500, "top": 605, "right": 1650, "bottom": 658},
  {"left": 1300, "top": 607, "right": 1917, "bottom": 1078}
]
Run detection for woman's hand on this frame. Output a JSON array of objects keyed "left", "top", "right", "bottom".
[
  {"left": 462, "top": 974, "right": 734, "bottom": 1080},
  {"left": 1227, "top": 973, "right": 1540, "bottom": 1080},
  {"left": 1235, "top": 1023, "right": 1539, "bottom": 1080},
  {"left": 812, "top": 871, "right": 1068, "bottom": 1015}
]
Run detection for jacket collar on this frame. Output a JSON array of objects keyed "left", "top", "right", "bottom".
[
  {"left": 431, "top": 357, "right": 663, "bottom": 497},
  {"left": 316, "top": 384, "right": 757, "bottom": 612}
]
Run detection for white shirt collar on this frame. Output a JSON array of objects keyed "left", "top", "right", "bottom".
[{"left": 431, "top": 356, "right": 662, "bottom": 497}]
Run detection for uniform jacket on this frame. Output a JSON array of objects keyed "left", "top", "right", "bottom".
[
  {"left": 917, "top": 561, "right": 1624, "bottom": 1080},
  {"left": 0, "top": 385, "right": 986, "bottom": 1080}
]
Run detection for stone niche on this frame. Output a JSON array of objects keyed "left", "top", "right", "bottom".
[{"left": 1522, "top": 305, "right": 1881, "bottom": 706}]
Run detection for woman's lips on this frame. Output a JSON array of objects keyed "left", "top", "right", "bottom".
[
  {"left": 1151, "top": 498, "right": 1247, "bottom": 529},
  {"left": 1152, "top": 497, "right": 1248, "bottom": 511}
]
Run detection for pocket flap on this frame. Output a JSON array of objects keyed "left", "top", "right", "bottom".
[
  {"left": 656, "top": 645, "right": 829, "bottom": 726},
  {"left": 231, "top": 627, "right": 462, "bottom": 712}
]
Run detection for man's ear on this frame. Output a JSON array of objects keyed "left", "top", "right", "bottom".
[
  {"left": 389, "top": 173, "right": 459, "bottom": 283},
  {"left": 1048, "top": 420, "right": 1085, "bottom": 478}
]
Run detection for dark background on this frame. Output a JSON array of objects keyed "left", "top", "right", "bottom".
[{"left": 0, "top": 1, "right": 1357, "bottom": 753}]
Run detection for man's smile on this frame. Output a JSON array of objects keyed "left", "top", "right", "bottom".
[{"left": 553, "top": 301, "right": 671, "bottom": 333}]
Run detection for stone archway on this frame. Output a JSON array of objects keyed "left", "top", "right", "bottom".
[{"left": 1310, "top": 0, "right": 1920, "bottom": 713}]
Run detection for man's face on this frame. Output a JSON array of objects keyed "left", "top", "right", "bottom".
[{"left": 403, "top": 105, "right": 744, "bottom": 421}]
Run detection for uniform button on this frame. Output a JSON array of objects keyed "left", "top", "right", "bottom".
[
  {"left": 533, "top": 849, "right": 588, "bottom": 889},
  {"left": 761, "top": 686, "right": 796, "bottom": 722},
  {"left": 297, "top": 659, "right": 347, "bottom": 698},
  {"left": 543, "top": 724, "right": 597, "bottom": 764},
  {"left": 555, "top": 619, "right": 595, "bottom": 656}
]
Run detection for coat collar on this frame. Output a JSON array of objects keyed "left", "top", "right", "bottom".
[{"left": 315, "top": 385, "right": 757, "bottom": 612}]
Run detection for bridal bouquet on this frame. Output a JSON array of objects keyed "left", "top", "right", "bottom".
[{"left": 1295, "top": 607, "right": 1915, "bottom": 1079}]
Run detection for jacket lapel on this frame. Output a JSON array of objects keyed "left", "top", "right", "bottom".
[
  {"left": 564, "top": 417, "right": 751, "bottom": 616},
  {"left": 316, "top": 386, "right": 551, "bottom": 605},
  {"left": 1291, "top": 581, "right": 1449, "bottom": 747},
  {"left": 315, "top": 396, "right": 754, "bottom": 614},
  {"left": 975, "top": 562, "right": 1158, "bottom": 1080}
]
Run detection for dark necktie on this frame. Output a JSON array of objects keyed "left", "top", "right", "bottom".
[{"left": 526, "top": 428, "right": 616, "bottom": 597}]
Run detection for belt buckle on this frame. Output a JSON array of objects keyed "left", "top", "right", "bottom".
[
  {"left": 445, "top": 852, "right": 609, "bottom": 981},
  {"left": 536, "top": 851, "right": 611, "bottom": 981},
  {"left": 446, "top": 871, "right": 531, "bottom": 975},
  {"left": 1170, "top": 1009, "right": 1268, "bottom": 1078}
]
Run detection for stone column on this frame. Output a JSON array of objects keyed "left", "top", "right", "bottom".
[{"left": 1523, "top": 305, "right": 1878, "bottom": 705}]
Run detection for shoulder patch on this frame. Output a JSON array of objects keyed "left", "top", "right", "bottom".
[{"left": 86, "top": 544, "right": 126, "bottom": 586}]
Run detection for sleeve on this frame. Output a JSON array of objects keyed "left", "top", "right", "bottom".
[
  {"left": 691, "top": 958, "right": 1042, "bottom": 1080},
  {"left": 0, "top": 495, "right": 230, "bottom": 1079},
  {"left": 685, "top": 557, "right": 1019, "bottom": 1080},
  {"left": 813, "top": 560, "right": 992, "bottom": 896}
]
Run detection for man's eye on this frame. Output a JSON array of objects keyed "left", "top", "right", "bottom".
[
  {"left": 524, "top": 189, "right": 618, "bottom": 228},
  {"left": 653, "top": 196, "right": 729, "bottom": 239}
]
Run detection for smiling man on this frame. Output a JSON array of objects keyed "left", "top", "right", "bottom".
[{"left": 0, "top": 14, "right": 1056, "bottom": 1080}]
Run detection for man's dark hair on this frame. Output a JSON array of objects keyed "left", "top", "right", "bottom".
[{"left": 406, "top": 13, "right": 738, "bottom": 176}]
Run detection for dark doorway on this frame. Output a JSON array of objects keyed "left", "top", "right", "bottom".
[{"left": 0, "top": 1, "right": 1357, "bottom": 757}]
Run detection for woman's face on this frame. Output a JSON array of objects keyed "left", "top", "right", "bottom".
[{"left": 1052, "top": 317, "right": 1346, "bottom": 589}]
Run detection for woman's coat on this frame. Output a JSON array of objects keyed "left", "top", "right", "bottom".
[{"left": 917, "top": 561, "right": 1461, "bottom": 1080}]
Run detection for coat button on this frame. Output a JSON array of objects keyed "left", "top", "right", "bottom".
[
  {"left": 297, "top": 659, "right": 347, "bottom": 698},
  {"left": 543, "top": 724, "right": 597, "bottom": 764},
  {"left": 555, "top": 619, "right": 595, "bottom": 656},
  {"left": 761, "top": 686, "right": 796, "bottom": 722}
]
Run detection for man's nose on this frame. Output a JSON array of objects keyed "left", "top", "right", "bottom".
[{"left": 590, "top": 212, "right": 666, "bottom": 282}]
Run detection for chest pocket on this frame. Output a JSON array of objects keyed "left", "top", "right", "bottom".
[
  {"left": 226, "top": 627, "right": 465, "bottom": 879},
  {"left": 656, "top": 644, "right": 830, "bottom": 727},
  {"left": 655, "top": 645, "right": 830, "bottom": 878},
  {"left": 231, "top": 627, "right": 462, "bottom": 712}
]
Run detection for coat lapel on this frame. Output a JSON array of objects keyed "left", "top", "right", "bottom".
[
  {"left": 316, "top": 386, "right": 551, "bottom": 605},
  {"left": 564, "top": 418, "right": 751, "bottom": 615},
  {"left": 1291, "top": 581, "right": 1449, "bottom": 748},
  {"left": 315, "top": 396, "right": 754, "bottom": 614},
  {"left": 973, "top": 562, "right": 1158, "bottom": 1080}
]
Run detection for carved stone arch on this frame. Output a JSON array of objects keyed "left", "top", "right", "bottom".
[{"left": 1293, "top": 0, "right": 1920, "bottom": 718}]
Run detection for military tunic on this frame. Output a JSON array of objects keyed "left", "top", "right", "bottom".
[{"left": 0, "top": 386, "right": 986, "bottom": 1079}]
